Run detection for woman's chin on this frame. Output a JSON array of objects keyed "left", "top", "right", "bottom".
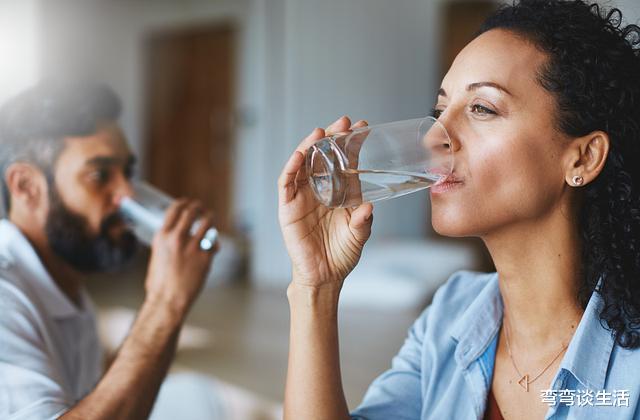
[{"left": 431, "top": 212, "right": 474, "bottom": 237}]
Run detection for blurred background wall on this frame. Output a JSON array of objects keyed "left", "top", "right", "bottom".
[{"left": 0, "top": 0, "right": 41, "bottom": 100}]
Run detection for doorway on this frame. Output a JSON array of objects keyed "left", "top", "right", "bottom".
[
  {"left": 144, "top": 24, "right": 235, "bottom": 233},
  {"left": 440, "top": 0, "right": 498, "bottom": 78}
]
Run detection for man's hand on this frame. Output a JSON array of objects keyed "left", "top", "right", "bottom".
[
  {"left": 61, "top": 199, "right": 218, "bottom": 420},
  {"left": 144, "top": 199, "right": 218, "bottom": 317}
]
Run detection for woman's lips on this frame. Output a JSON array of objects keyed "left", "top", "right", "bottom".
[{"left": 431, "top": 175, "right": 463, "bottom": 194}]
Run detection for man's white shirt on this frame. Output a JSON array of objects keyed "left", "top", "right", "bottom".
[{"left": 0, "top": 219, "right": 102, "bottom": 419}]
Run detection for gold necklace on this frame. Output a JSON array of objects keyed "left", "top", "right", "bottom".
[{"left": 503, "top": 318, "right": 568, "bottom": 392}]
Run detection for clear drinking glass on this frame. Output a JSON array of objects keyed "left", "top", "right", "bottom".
[
  {"left": 306, "top": 116, "right": 453, "bottom": 208},
  {"left": 118, "top": 181, "right": 219, "bottom": 251}
]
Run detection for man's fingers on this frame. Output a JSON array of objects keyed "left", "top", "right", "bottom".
[
  {"left": 193, "top": 212, "right": 217, "bottom": 251},
  {"left": 174, "top": 201, "right": 202, "bottom": 238},
  {"left": 162, "top": 198, "right": 189, "bottom": 232}
]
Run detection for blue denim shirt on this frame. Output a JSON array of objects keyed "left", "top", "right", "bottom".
[{"left": 350, "top": 271, "right": 640, "bottom": 419}]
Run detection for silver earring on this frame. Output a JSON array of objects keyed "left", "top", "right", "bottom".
[{"left": 572, "top": 175, "right": 584, "bottom": 186}]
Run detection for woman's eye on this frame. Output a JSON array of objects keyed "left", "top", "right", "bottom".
[
  {"left": 470, "top": 104, "right": 496, "bottom": 115},
  {"left": 431, "top": 108, "right": 444, "bottom": 119}
]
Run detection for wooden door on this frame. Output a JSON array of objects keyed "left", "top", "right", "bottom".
[
  {"left": 441, "top": 1, "right": 499, "bottom": 78},
  {"left": 145, "top": 24, "right": 235, "bottom": 233}
]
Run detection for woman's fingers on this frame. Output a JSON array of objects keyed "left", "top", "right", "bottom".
[
  {"left": 278, "top": 150, "right": 306, "bottom": 205},
  {"left": 292, "top": 116, "right": 356, "bottom": 156},
  {"left": 326, "top": 115, "right": 352, "bottom": 135},
  {"left": 350, "top": 119, "right": 368, "bottom": 129},
  {"left": 348, "top": 202, "right": 374, "bottom": 243},
  {"left": 279, "top": 124, "right": 334, "bottom": 205},
  {"left": 296, "top": 127, "right": 326, "bottom": 154},
  {"left": 279, "top": 117, "right": 362, "bottom": 206}
]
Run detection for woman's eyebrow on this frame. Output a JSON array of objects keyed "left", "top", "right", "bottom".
[
  {"left": 437, "top": 82, "right": 513, "bottom": 98},
  {"left": 467, "top": 81, "right": 513, "bottom": 96}
]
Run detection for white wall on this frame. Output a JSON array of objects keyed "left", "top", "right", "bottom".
[{"left": 0, "top": 0, "right": 42, "bottom": 103}]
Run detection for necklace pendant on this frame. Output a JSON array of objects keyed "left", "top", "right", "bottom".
[{"left": 517, "top": 374, "right": 529, "bottom": 392}]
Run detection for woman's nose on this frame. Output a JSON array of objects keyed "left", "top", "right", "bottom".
[{"left": 437, "top": 111, "right": 462, "bottom": 153}]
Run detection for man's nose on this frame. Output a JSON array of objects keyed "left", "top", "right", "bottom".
[{"left": 112, "top": 174, "right": 135, "bottom": 206}]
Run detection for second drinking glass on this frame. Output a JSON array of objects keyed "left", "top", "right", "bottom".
[{"left": 118, "top": 181, "right": 219, "bottom": 251}]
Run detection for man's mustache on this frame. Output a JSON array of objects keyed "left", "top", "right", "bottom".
[{"left": 100, "top": 212, "right": 127, "bottom": 234}]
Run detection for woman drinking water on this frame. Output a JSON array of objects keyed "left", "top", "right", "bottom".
[{"left": 278, "top": 0, "right": 640, "bottom": 418}]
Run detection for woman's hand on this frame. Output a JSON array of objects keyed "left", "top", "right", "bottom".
[
  {"left": 280, "top": 116, "right": 371, "bottom": 419},
  {"left": 278, "top": 116, "right": 374, "bottom": 288}
]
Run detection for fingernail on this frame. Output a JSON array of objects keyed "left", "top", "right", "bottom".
[{"left": 331, "top": 115, "right": 347, "bottom": 126}]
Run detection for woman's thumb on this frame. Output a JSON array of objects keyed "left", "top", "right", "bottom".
[{"left": 348, "top": 203, "right": 374, "bottom": 243}]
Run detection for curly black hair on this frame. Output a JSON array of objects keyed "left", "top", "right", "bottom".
[{"left": 479, "top": 0, "right": 640, "bottom": 348}]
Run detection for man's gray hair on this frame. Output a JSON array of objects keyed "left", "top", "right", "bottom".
[{"left": 0, "top": 81, "right": 121, "bottom": 214}]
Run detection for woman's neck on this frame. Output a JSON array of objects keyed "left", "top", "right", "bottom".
[{"left": 483, "top": 208, "right": 585, "bottom": 349}]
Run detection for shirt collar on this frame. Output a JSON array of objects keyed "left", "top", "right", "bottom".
[
  {"left": 556, "top": 278, "right": 615, "bottom": 390},
  {"left": 450, "top": 272, "right": 502, "bottom": 369},
  {"left": 0, "top": 219, "right": 82, "bottom": 319},
  {"left": 449, "top": 271, "right": 615, "bottom": 391}
]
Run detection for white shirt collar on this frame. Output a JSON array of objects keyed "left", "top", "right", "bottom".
[{"left": 0, "top": 219, "right": 84, "bottom": 319}]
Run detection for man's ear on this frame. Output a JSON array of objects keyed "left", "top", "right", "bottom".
[
  {"left": 4, "top": 162, "right": 48, "bottom": 210},
  {"left": 563, "top": 130, "right": 610, "bottom": 186}
]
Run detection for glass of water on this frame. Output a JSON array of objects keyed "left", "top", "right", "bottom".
[
  {"left": 306, "top": 116, "right": 453, "bottom": 208},
  {"left": 118, "top": 181, "right": 219, "bottom": 251}
]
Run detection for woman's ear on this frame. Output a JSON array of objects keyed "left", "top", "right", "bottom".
[
  {"left": 4, "top": 162, "right": 48, "bottom": 211},
  {"left": 563, "top": 130, "right": 610, "bottom": 187}
]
